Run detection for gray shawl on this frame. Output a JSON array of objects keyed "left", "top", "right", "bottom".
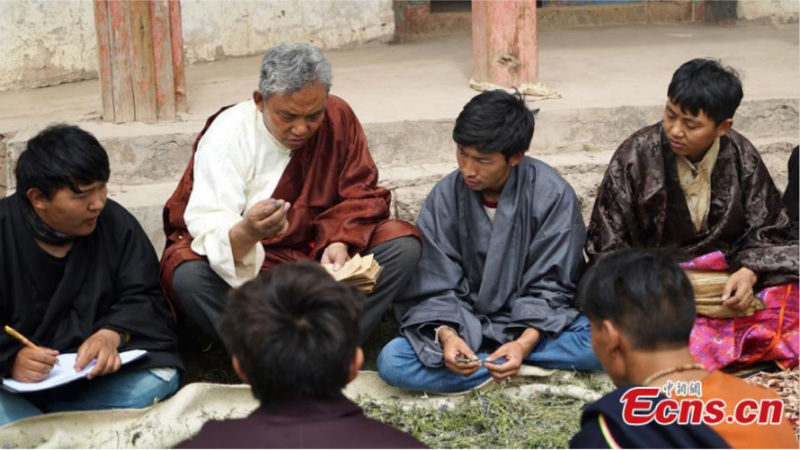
[{"left": 394, "top": 156, "right": 586, "bottom": 367}]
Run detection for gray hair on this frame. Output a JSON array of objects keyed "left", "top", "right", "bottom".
[{"left": 258, "top": 43, "right": 333, "bottom": 99}]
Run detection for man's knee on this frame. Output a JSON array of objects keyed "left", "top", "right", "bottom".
[
  {"left": 393, "top": 236, "right": 422, "bottom": 267},
  {"left": 377, "top": 337, "right": 406, "bottom": 368},
  {"left": 377, "top": 337, "right": 418, "bottom": 384},
  {"left": 374, "top": 236, "right": 421, "bottom": 270},
  {"left": 0, "top": 390, "right": 41, "bottom": 426},
  {"left": 173, "top": 260, "right": 209, "bottom": 291},
  {"left": 571, "top": 340, "right": 602, "bottom": 371},
  {"left": 568, "top": 323, "right": 602, "bottom": 371},
  {"left": 533, "top": 316, "right": 602, "bottom": 371},
  {"left": 107, "top": 369, "right": 181, "bottom": 409},
  {"left": 172, "top": 260, "right": 226, "bottom": 306},
  {"left": 568, "top": 315, "right": 591, "bottom": 332}
]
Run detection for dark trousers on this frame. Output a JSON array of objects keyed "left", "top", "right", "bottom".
[{"left": 172, "top": 236, "right": 421, "bottom": 345}]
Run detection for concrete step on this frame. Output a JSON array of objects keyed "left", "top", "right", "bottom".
[
  {"left": 110, "top": 135, "right": 797, "bottom": 255},
  {"left": 3, "top": 98, "right": 796, "bottom": 194},
  {"left": 3, "top": 122, "right": 199, "bottom": 193},
  {"left": 107, "top": 182, "right": 176, "bottom": 255},
  {"left": 390, "top": 136, "right": 797, "bottom": 228}
]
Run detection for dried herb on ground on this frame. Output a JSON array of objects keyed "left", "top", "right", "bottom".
[
  {"left": 359, "top": 390, "right": 589, "bottom": 449},
  {"left": 746, "top": 366, "right": 799, "bottom": 440}
]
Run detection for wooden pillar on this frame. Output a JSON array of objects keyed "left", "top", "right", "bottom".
[
  {"left": 168, "top": 0, "right": 187, "bottom": 113},
  {"left": 94, "top": 0, "right": 186, "bottom": 123},
  {"left": 472, "top": 0, "right": 538, "bottom": 89}
]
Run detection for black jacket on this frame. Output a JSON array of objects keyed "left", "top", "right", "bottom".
[
  {"left": 570, "top": 386, "right": 730, "bottom": 449},
  {"left": 0, "top": 194, "right": 182, "bottom": 376}
]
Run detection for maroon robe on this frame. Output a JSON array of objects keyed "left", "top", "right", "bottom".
[
  {"left": 586, "top": 123, "right": 798, "bottom": 288},
  {"left": 160, "top": 96, "right": 419, "bottom": 307},
  {"left": 175, "top": 394, "right": 427, "bottom": 449}
]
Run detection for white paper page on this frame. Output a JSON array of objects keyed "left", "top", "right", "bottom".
[{"left": 2, "top": 349, "right": 147, "bottom": 393}]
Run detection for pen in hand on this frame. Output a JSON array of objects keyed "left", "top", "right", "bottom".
[{"left": 4, "top": 325, "right": 60, "bottom": 366}]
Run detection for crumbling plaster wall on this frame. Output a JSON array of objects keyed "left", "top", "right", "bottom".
[
  {"left": 0, "top": 0, "right": 394, "bottom": 92},
  {"left": 0, "top": 1, "right": 98, "bottom": 93},
  {"left": 180, "top": 0, "right": 394, "bottom": 63},
  {"left": 738, "top": 0, "right": 799, "bottom": 23}
]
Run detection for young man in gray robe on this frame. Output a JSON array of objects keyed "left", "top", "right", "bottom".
[{"left": 377, "top": 91, "right": 600, "bottom": 393}]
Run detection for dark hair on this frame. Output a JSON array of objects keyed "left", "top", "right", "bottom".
[
  {"left": 578, "top": 249, "right": 695, "bottom": 351},
  {"left": 667, "top": 58, "right": 743, "bottom": 125},
  {"left": 15, "top": 124, "right": 110, "bottom": 201},
  {"left": 453, "top": 90, "right": 535, "bottom": 160},
  {"left": 218, "top": 261, "right": 363, "bottom": 403}
]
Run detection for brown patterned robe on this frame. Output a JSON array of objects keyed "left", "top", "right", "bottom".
[
  {"left": 159, "top": 96, "right": 419, "bottom": 307},
  {"left": 586, "top": 123, "right": 798, "bottom": 288}
]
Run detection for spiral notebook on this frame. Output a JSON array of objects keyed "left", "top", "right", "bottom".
[{"left": 2, "top": 349, "right": 147, "bottom": 393}]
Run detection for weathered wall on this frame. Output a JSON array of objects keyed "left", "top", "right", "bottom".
[
  {"left": 0, "top": 0, "right": 394, "bottom": 92},
  {"left": 738, "top": 0, "right": 799, "bottom": 23},
  {"left": 180, "top": 0, "right": 394, "bottom": 63},
  {"left": 0, "top": 1, "right": 98, "bottom": 93}
]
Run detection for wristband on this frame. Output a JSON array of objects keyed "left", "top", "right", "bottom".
[
  {"left": 118, "top": 331, "right": 130, "bottom": 350},
  {"left": 434, "top": 326, "right": 454, "bottom": 348}
]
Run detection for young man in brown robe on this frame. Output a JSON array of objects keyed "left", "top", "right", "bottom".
[
  {"left": 586, "top": 58, "right": 798, "bottom": 371},
  {"left": 160, "top": 43, "right": 420, "bottom": 344}
]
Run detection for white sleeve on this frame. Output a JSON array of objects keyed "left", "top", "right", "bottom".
[{"left": 184, "top": 121, "right": 265, "bottom": 288}]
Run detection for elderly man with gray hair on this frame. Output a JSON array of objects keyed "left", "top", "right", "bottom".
[{"left": 160, "top": 43, "right": 420, "bottom": 344}]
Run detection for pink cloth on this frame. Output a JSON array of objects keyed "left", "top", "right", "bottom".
[{"left": 681, "top": 251, "right": 799, "bottom": 371}]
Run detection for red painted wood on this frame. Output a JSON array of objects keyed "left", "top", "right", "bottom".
[
  {"left": 150, "top": 0, "right": 176, "bottom": 120},
  {"left": 169, "top": 0, "right": 187, "bottom": 113},
  {"left": 95, "top": 0, "right": 185, "bottom": 123},
  {"left": 472, "top": 0, "right": 538, "bottom": 88},
  {"left": 129, "top": 0, "right": 158, "bottom": 123},
  {"left": 107, "top": 0, "right": 136, "bottom": 123},
  {"left": 93, "top": 0, "right": 115, "bottom": 121}
]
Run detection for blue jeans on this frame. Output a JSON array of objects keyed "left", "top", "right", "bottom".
[
  {"left": 378, "top": 315, "right": 601, "bottom": 393},
  {"left": 0, "top": 367, "right": 180, "bottom": 426}
]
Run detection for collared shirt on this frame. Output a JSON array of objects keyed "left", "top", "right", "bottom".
[
  {"left": 184, "top": 100, "right": 292, "bottom": 287},
  {"left": 676, "top": 137, "right": 720, "bottom": 232}
]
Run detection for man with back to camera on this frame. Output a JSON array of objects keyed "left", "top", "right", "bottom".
[
  {"left": 161, "top": 43, "right": 420, "bottom": 345},
  {"left": 175, "top": 261, "right": 426, "bottom": 449},
  {"left": 377, "top": 90, "right": 601, "bottom": 394},
  {"left": 0, "top": 125, "right": 181, "bottom": 426},
  {"left": 571, "top": 248, "right": 797, "bottom": 449}
]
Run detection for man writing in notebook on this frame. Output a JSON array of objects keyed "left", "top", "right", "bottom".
[
  {"left": 0, "top": 125, "right": 181, "bottom": 425},
  {"left": 161, "top": 43, "right": 420, "bottom": 344}
]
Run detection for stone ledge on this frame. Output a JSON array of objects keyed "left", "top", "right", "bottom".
[
  {"left": 118, "top": 135, "right": 795, "bottom": 255},
  {"left": 4, "top": 98, "right": 794, "bottom": 191},
  {"left": 4, "top": 122, "right": 199, "bottom": 191}
]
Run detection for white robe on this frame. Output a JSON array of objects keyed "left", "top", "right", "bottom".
[{"left": 184, "top": 100, "right": 292, "bottom": 287}]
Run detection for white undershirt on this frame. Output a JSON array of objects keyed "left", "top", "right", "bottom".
[
  {"left": 484, "top": 205, "right": 497, "bottom": 224},
  {"left": 184, "top": 100, "right": 292, "bottom": 287}
]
